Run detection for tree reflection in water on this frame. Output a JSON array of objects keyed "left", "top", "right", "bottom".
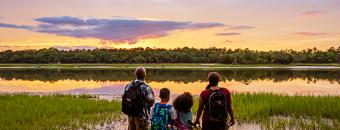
[{"left": 0, "top": 69, "right": 338, "bottom": 85}]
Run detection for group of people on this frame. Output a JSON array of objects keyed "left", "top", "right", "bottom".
[{"left": 122, "top": 67, "right": 235, "bottom": 130}]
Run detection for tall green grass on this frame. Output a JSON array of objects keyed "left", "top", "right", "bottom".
[
  {"left": 194, "top": 93, "right": 340, "bottom": 129},
  {"left": 0, "top": 94, "right": 121, "bottom": 130},
  {"left": 1, "top": 93, "right": 339, "bottom": 129}
]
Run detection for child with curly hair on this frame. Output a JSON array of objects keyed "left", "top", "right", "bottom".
[{"left": 173, "top": 92, "right": 195, "bottom": 130}]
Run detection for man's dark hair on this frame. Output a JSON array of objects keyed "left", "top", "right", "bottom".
[
  {"left": 135, "top": 67, "right": 146, "bottom": 80},
  {"left": 173, "top": 92, "right": 194, "bottom": 113},
  {"left": 159, "top": 88, "right": 170, "bottom": 99},
  {"left": 206, "top": 72, "right": 221, "bottom": 89}
]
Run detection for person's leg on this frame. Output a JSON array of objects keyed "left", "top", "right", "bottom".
[
  {"left": 135, "top": 117, "right": 149, "bottom": 130},
  {"left": 202, "top": 122, "right": 209, "bottom": 130},
  {"left": 128, "top": 116, "right": 136, "bottom": 130},
  {"left": 202, "top": 122, "right": 227, "bottom": 130},
  {"left": 225, "top": 124, "right": 230, "bottom": 130}
]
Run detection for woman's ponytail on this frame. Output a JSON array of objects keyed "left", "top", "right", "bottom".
[
  {"left": 206, "top": 83, "right": 212, "bottom": 89},
  {"left": 206, "top": 72, "right": 221, "bottom": 89}
]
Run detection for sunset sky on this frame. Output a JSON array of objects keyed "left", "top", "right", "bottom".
[{"left": 0, "top": 0, "right": 339, "bottom": 51}]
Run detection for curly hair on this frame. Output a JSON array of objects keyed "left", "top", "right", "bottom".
[{"left": 173, "top": 92, "right": 194, "bottom": 113}]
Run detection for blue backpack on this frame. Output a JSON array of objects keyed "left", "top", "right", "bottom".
[{"left": 151, "top": 103, "right": 173, "bottom": 130}]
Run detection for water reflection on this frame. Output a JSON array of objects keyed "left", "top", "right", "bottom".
[
  {"left": 0, "top": 69, "right": 339, "bottom": 95},
  {"left": 0, "top": 69, "right": 339, "bottom": 84}
]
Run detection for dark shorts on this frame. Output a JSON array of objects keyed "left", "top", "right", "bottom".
[{"left": 128, "top": 116, "right": 149, "bottom": 130}]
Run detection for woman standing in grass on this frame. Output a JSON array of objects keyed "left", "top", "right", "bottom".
[{"left": 194, "top": 72, "right": 235, "bottom": 130}]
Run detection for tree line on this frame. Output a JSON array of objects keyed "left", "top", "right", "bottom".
[{"left": 0, "top": 47, "right": 339, "bottom": 64}]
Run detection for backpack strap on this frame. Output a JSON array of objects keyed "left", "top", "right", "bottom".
[
  {"left": 136, "top": 81, "right": 146, "bottom": 95},
  {"left": 132, "top": 80, "right": 145, "bottom": 87},
  {"left": 126, "top": 80, "right": 145, "bottom": 92},
  {"left": 208, "top": 88, "right": 221, "bottom": 94}
]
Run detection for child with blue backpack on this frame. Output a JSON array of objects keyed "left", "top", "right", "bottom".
[{"left": 151, "top": 88, "right": 177, "bottom": 130}]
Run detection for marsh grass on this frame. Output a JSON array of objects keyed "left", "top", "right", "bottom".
[
  {"left": 0, "top": 94, "right": 121, "bottom": 130},
  {"left": 1, "top": 93, "right": 339, "bottom": 129},
  {"left": 194, "top": 93, "right": 340, "bottom": 129}
]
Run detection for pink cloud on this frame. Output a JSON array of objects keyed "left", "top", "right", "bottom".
[
  {"left": 300, "top": 10, "right": 324, "bottom": 17},
  {"left": 224, "top": 40, "right": 233, "bottom": 43},
  {"left": 225, "top": 25, "right": 254, "bottom": 30},
  {"left": 0, "top": 16, "right": 225, "bottom": 44},
  {"left": 216, "top": 32, "right": 241, "bottom": 36},
  {"left": 53, "top": 45, "right": 97, "bottom": 50},
  {"left": 293, "top": 32, "right": 327, "bottom": 36}
]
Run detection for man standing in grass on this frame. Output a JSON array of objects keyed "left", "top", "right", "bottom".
[{"left": 122, "top": 67, "right": 155, "bottom": 130}]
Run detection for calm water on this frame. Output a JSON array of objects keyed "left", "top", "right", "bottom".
[{"left": 0, "top": 69, "right": 339, "bottom": 96}]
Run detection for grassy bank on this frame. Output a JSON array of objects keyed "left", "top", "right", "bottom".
[
  {"left": 0, "top": 63, "right": 339, "bottom": 70},
  {"left": 1, "top": 93, "right": 339, "bottom": 129},
  {"left": 0, "top": 94, "right": 121, "bottom": 130}
]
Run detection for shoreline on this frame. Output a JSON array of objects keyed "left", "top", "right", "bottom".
[
  {"left": 0, "top": 63, "right": 339, "bottom": 69},
  {"left": 2, "top": 91, "right": 340, "bottom": 98}
]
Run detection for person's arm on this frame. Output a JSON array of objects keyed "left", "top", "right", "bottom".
[
  {"left": 226, "top": 93, "right": 235, "bottom": 126},
  {"left": 150, "top": 105, "right": 155, "bottom": 118},
  {"left": 169, "top": 106, "right": 177, "bottom": 125},
  {"left": 145, "top": 85, "right": 155, "bottom": 107},
  {"left": 189, "top": 111, "right": 193, "bottom": 121},
  {"left": 194, "top": 96, "right": 204, "bottom": 125},
  {"left": 170, "top": 107, "right": 177, "bottom": 120}
]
